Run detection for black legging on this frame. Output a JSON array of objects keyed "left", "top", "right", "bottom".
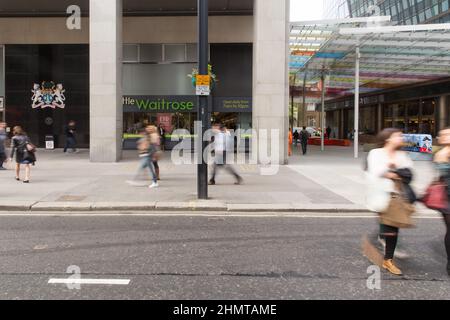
[
  {"left": 443, "top": 213, "right": 450, "bottom": 265},
  {"left": 380, "top": 224, "right": 399, "bottom": 260}
]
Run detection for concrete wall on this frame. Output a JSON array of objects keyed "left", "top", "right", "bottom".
[{"left": 0, "top": 16, "right": 253, "bottom": 44}]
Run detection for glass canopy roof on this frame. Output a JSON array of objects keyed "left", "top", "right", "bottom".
[{"left": 290, "top": 18, "right": 450, "bottom": 102}]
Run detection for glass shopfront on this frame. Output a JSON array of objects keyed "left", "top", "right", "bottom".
[
  {"left": 122, "top": 43, "right": 253, "bottom": 150},
  {"left": 384, "top": 98, "right": 437, "bottom": 136}
]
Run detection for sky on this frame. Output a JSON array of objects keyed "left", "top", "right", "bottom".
[{"left": 290, "top": 0, "right": 324, "bottom": 22}]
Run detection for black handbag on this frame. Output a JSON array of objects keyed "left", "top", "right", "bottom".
[{"left": 23, "top": 150, "right": 36, "bottom": 163}]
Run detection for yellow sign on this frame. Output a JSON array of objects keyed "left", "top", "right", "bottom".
[{"left": 196, "top": 75, "right": 210, "bottom": 86}]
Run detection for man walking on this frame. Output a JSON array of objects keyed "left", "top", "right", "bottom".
[
  {"left": 326, "top": 126, "right": 332, "bottom": 140},
  {"left": 209, "top": 123, "right": 243, "bottom": 186},
  {"left": 0, "top": 122, "right": 7, "bottom": 170},
  {"left": 300, "top": 126, "right": 310, "bottom": 155},
  {"left": 64, "top": 120, "right": 77, "bottom": 153},
  {"left": 293, "top": 129, "right": 299, "bottom": 146},
  {"left": 158, "top": 123, "right": 166, "bottom": 151}
]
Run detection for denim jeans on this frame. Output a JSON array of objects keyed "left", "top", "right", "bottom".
[
  {"left": 134, "top": 155, "right": 157, "bottom": 183},
  {"left": 64, "top": 137, "right": 77, "bottom": 152}
]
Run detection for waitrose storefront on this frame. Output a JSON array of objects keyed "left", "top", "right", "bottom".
[
  {"left": 122, "top": 95, "right": 252, "bottom": 150},
  {"left": 121, "top": 43, "right": 253, "bottom": 150},
  {"left": 0, "top": 0, "right": 291, "bottom": 163}
]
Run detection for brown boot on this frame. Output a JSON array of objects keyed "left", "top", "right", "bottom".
[
  {"left": 382, "top": 259, "right": 403, "bottom": 276},
  {"left": 156, "top": 168, "right": 160, "bottom": 181}
]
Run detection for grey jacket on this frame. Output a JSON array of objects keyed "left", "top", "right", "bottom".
[{"left": 0, "top": 130, "right": 6, "bottom": 154}]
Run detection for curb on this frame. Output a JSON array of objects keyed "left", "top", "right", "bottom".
[{"left": 0, "top": 201, "right": 371, "bottom": 213}]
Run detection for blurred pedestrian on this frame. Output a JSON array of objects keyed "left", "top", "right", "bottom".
[
  {"left": 209, "top": 123, "right": 242, "bottom": 186},
  {"left": 0, "top": 122, "right": 7, "bottom": 170},
  {"left": 151, "top": 125, "right": 162, "bottom": 181},
  {"left": 127, "top": 125, "right": 159, "bottom": 189},
  {"left": 432, "top": 127, "right": 450, "bottom": 276},
  {"left": 9, "top": 126, "right": 36, "bottom": 183},
  {"left": 366, "top": 128, "right": 415, "bottom": 276},
  {"left": 293, "top": 130, "right": 299, "bottom": 146},
  {"left": 326, "top": 126, "right": 332, "bottom": 140},
  {"left": 300, "top": 127, "right": 310, "bottom": 155},
  {"left": 158, "top": 123, "right": 166, "bottom": 152},
  {"left": 288, "top": 129, "right": 293, "bottom": 156},
  {"left": 64, "top": 120, "right": 77, "bottom": 153}
]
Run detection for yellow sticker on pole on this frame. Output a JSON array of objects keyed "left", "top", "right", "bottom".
[{"left": 196, "top": 75, "right": 210, "bottom": 86}]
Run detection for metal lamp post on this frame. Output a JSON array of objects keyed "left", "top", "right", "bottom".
[{"left": 197, "top": 0, "right": 209, "bottom": 199}]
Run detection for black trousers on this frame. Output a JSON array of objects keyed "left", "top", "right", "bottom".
[
  {"left": 442, "top": 213, "right": 450, "bottom": 264},
  {"left": 301, "top": 142, "right": 308, "bottom": 155},
  {"left": 0, "top": 152, "right": 5, "bottom": 167},
  {"left": 380, "top": 224, "right": 399, "bottom": 260}
]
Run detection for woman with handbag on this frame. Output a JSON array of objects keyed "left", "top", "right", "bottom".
[
  {"left": 366, "top": 128, "right": 415, "bottom": 276},
  {"left": 9, "top": 126, "right": 36, "bottom": 183},
  {"left": 433, "top": 128, "right": 450, "bottom": 276}
]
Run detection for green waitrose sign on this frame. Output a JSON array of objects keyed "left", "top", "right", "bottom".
[
  {"left": 123, "top": 96, "right": 196, "bottom": 113},
  {"left": 123, "top": 96, "right": 252, "bottom": 113}
]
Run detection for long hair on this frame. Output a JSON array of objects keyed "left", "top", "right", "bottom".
[{"left": 376, "top": 128, "right": 402, "bottom": 148}]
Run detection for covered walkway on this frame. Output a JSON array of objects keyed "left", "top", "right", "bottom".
[{"left": 290, "top": 17, "right": 450, "bottom": 157}]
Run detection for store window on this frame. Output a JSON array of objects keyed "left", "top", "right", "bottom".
[
  {"left": 406, "top": 101, "right": 419, "bottom": 133},
  {"left": 360, "top": 106, "right": 376, "bottom": 135},
  {"left": 383, "top": 98, "right": 437, "bottom": 136},
  {"left": 420, "top": 98, "right": 436, "bottom": 136}
]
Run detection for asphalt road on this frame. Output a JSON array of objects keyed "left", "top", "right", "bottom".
[{"left": 0, "top": 213, "right": 448, "bottom": 300}]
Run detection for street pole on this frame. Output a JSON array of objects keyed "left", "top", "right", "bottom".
[
  {"left": 321, "top": 73, "right": 325, "bottom": 152},
  {"left": 354, "top": 45, "right": 360, "bottom": 159},
  {"left": 302, "top": 70, "right": 307, "bottom": 127},
  {"left": 291, "top": 74, "right": 296, "bottom": 130},
  {"left": 197, "top": 0, "right": 209, "bottom": 199}
]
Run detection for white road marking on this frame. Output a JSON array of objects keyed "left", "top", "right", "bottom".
[{"left": 48, "top": 278, "right": 130, "bottom": 285}]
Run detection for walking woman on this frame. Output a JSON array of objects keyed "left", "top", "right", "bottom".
[
  {"left": 127, "top": 125, "right": 159, "bottom": 189},
  {"left": 366, "top": 128, "right": 414, "bottom": 276},
  {"left": 434, "top": 128, "right": 450, "bottom": 276},
  {"left": 9, "top": 126, "right": 36, "bottom": 183}
]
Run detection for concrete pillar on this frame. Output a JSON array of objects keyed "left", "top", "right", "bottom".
[
  {"left": 253, "top": 0, "right": 290, "bottom": 164},
  {"left": 89, "top": 0, "right": 123, "bottom": 162},
  {"left": 439, "top": 95, "right": 448, "bottom": 132}
]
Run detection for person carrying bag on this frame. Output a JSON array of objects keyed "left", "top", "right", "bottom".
[
  {"left": 9, "top": 126, "right": 36, "bottom": 183},
  {"left": 423, "top": 127, "right": 450, "bottom": 276},
  {"left": 366, "top": 128, "right": 416, "bottom": 276},
  {"left": 380, "top": 179, "right": 416, "bottom": 229}
]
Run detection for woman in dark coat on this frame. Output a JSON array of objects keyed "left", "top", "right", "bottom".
[{"left": 9, "top": 126, "right": 35, "bottom": 183}]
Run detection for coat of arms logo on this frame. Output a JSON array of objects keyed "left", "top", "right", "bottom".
[{"left": 31, "top": 81, "right": 66, "bottom": 109}]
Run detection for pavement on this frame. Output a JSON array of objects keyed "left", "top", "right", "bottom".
[
  {"left": 0, "top": 214, "right": 448, "bottom": 300},
  {"left": 0, "top": 145, "right": 439, "bottom": 214}
]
